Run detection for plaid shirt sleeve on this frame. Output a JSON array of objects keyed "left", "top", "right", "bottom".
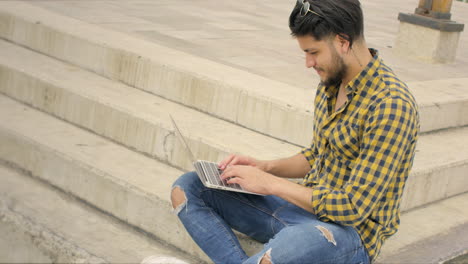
[
  {"left": 301, "top": 145, "right": 316, "bottom": 168},
  {"left": 310, "top": 97, "right": 418, "bottom": 226}
]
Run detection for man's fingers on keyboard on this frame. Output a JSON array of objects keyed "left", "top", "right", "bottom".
[
  {"left": 226, "top": 176, "right": 240, "bottom": 185},
  {"left": 219, "top": 154, "right": 234, "bottom": 169},
  {"left": 230, "top": 156, "right": 240, "bottom": 166},
  {"left": 220, "top": 166, "right": 235, "bottom": 180}
]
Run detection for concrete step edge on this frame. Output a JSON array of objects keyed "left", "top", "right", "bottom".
[
  {"left": 0, "top": 96, "right": 262, "bottom": 261},
  {"left": 0, "top": 41, "right": 468, "bottom": 210},
  {"left": 0, "top": 1, "right": 314, "bottom": 146},
  {"left": 0, "top": 164, "right": 198, "bottom": 264},
  {"left": 376, "top": 192, "right": 468, "bottom": 263},
  {"left": 0, "top": 198, "right": 106, "bottom": 264},
  {"left": 0, "top": 38, "right": 301, "bottom": 173},
  {"left": 0, "top": 96, "right": 467, "bottom": 260},
  {"left": 1, "top": 1, "right": 468, "bottom": 144}
]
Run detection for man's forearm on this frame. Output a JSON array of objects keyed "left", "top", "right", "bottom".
[
  {"left": 269, "top": 176, "right": 315, "bottom": 213},
  {"left": 262, "top": 153, "right": 311, "bottom": 179}
]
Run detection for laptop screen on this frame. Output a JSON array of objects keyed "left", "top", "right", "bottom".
[{"left": 169, "top": 115, "right": 196, "bottom": 163}]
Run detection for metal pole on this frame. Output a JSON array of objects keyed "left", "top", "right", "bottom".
[
  {"left": 419, "top": 0, "right": 433, "bottom": 9},
  {"left": 416, "top": 0, "right": 433, "bottom": 16},
  {"left": 432, "top": 0, "right": 453, "bottom": 14},
  {"left": 415, "top": 0, "right": 453, "bottom": 19}
]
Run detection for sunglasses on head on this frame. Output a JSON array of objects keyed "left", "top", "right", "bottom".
[{"left": 297, "top": 0, "right": 323, "bottom": 18}]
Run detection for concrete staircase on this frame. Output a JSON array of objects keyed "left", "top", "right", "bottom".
[
  {"left": 0, "top": 1, "right": 467, "bottom": 263},
  {"left": 0, "top": 164, "right": 198, "bottom": 263}
]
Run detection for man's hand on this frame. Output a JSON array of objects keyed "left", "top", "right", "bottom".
[
  {"left": 220, "top": 165, "right": 315, "bottom": 214},
  {"left": 218, "top": 154, "right": 267, "bottom": 171},
  {"left": 219, "top": 153, "right": 311, "bottom": 179},
  {"left": 220, "top": 165, "right": 276, "bottom": 195}
]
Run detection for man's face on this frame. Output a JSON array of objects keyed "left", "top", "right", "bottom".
[{"left": 297, "top": 35, "right": 347, "bottom": 87}]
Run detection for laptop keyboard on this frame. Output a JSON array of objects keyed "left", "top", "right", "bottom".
[{"left": 194, "top": 160, "right": 243, "bottom": 190}]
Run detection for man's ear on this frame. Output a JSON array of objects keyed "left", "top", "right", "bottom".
[{"left": 335, "top": 34, "right": 351, "bottom": 53}]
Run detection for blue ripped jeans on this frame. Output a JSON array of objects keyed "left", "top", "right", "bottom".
[{"left": 172, "top": 171, "right": 370, "bottom": 264}]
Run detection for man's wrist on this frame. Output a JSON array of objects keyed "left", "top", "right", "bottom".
[
  {"left": 266, "top": 174, "right": 284, "bottom": 196},
  {"left": 258, "top": 159, "right": 272, "bottom": 173}
]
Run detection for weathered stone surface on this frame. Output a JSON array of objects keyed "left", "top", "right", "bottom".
[
  {"left": 0, "top": 0, "right": 467, "bottom": 262},
  {"left": 0, "top": 165, "right": 198, "bottom": 264},
  {"left": 395, "top": 21, "right": 462, "bottom": 63}
]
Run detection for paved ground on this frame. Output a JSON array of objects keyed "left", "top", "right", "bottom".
[{"left": 22, "top": 0, "right": 468, "bottom": 91}]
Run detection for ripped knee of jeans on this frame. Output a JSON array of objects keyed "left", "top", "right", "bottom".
[
  {"left": 316, "top": 225, "right": 337, "bottom": 246},
  {"left": 171, "top": 186, "right": 187, "bottom": 215},
  {"left": 258, "top": 248, "right": 273, "bottom": 264}
]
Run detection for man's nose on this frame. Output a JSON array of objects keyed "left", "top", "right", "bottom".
[{"left": 305, "top": 54, "right": 316, "bottom": 68}]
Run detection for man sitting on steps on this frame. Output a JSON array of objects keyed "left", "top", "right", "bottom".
[{"left": 171, "top": 0, "right": 420, "bottom": 263}]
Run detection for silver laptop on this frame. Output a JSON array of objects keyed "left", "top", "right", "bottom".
[{"left": 170, "top": 115, "right": 262, "bottom": 196}]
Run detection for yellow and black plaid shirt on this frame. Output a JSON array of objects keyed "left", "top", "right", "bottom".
[{"left": 301, "top": 49, "right": 419, "bottom": 261}]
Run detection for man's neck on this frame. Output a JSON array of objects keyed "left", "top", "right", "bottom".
[{"left": 340, "top": 43, "right": 373, "bottom": 90}]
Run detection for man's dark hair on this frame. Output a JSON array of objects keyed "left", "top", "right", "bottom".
[{"left": 289, "top": 0, "right": 364, "bottom": 48}]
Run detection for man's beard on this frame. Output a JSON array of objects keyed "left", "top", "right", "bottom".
[{"left": 321, "top": 46, "right": 347, "bottom": 87}]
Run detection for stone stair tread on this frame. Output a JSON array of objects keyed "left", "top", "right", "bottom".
[
  {"left": 0, "top": 38, "right": 300, "bottom": 169},
  {"left": 1, "top": 38, "right": 468, "bottom": 178},
  {"left": 1, "top": 1, "right": 468, "bottom": 145},
  {"left": 409, "top": 78, "right": 468, "bottom": 132},
  {"left": 0, "top": 37, "right": 468, "bottom": 211},
  {"left": 0, "top": 164, "right": 198, "bottom": 264},
  {"left": 2, "top": 37, "right": 468, "bottom": 210},
  {"left": 1, "top": 95, "right": 468, "bottom": 260},
  {"left": 0, "top": 95, "right": 260, "bottom": 261},
  {"left": 0, "top": 95, "right": 180, "bottom": 207},
  {"left": 0, "top": 1, "right": 315, "bottom": 147},
  {"left": 376, "top": 192, "right": 468, "bottom": 263},
  {"left": 413, "top": 127, "right": 468, "bottom": 170}
]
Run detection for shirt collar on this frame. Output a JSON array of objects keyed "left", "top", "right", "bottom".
[{"left": 324, "top": 48, "right": 380, "bottom": 98}]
